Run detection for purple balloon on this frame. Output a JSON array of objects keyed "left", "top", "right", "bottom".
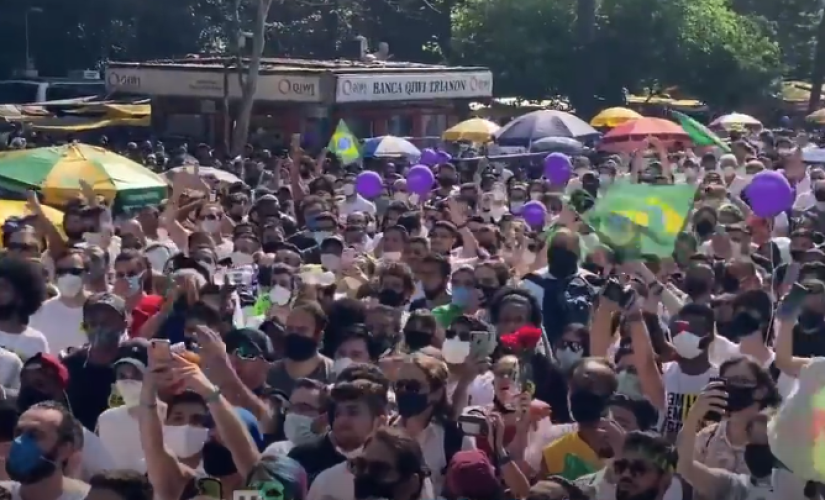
[
  {"left": 543, "top": 152, "right": 573, "bottom": 185},
  {"left": 407, "top": 165, "right": 435, "bottom": 195},
  {"left": 521, "top": 201, "right": 547, "bottom": 228},
  {"left": 435, "top": 150, "right": 453, "bottom": 164},
  {"left": 745, "top": 171, "right": 793, "bottom": 218},
  {"left": 420, "top": 148, "right": 439, "bottom": 167},
  {"left": 355, "top": 171, "right": 383, "bottom": 199}
]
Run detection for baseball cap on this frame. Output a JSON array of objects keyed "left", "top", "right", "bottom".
[
  {"left": 445, "top": 450, "right": 500, "bottom": 499},
  {"left": 225, "top": 328, "right": 276, "bottom": 362},
  {"left": 245, "top": 455, "right": 307, "bottom": 500},
  {"left": 23, "top": 353, "right": 69, "bottom": 390},
  {"left": 83, "top": 292, "right": 126, "bottom": 318},
  {"left": 114, "top": 338, "right": 150, "bottom": 371}
]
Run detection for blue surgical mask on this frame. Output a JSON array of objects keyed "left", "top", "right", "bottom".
[
  {"left": 451, "top": 286, "right": 473, "bottom": 308},
  {"left": 6, "top": 433, "right": 56, "bottom": 483},
  {"left": 125, "top": 273, "right": 143, "bottom": 295},
  {"left": 616, "top": 370, "right": 644, "bottom": 400},
  {"left": 313, "top": 231, "right": 332, "bottom": 244},
  {"left": 554, "top": 347, "right": 583, "bottom": 371}
]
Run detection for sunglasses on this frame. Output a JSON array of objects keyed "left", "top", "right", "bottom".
[
  {"left": 613, "top": 458, "right": 655, "bottom": 477},
  {"left": 6, "top": 242, "right": 38, "bottom": 252},
  {"left": 395, "top": 378, "right": 426, "bottom": 393},
  {"left": 348, "top": 457, "right": 394, "bottom": 477},
  {"left": 55, "top": 268, "right": 85, "bottom": 276}
]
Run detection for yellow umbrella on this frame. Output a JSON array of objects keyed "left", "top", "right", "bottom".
[
  {"left": 590, "top": 107, "right": 643, "bottom": 128},
  {"left": 0, "top": 200, "right": 64, "bottom": 244},
  {"left": 808, "top": 109, "right": 825, "bottom": 125},
  {"left": 442, "top": 118, "right": 501, "bottom": 142}
]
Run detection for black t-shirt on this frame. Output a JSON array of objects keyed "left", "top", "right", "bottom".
[
  {"left": 287, "top": 433, "right": 345, "bottom": 486},
  {"left": 62, "top": 348, "right": 115, "bottom": 431}
]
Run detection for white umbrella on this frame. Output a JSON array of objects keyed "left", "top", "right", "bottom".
[
  {"left": 710, "top": 113, "right": 762, "bottom": 130},
  {"left": 166, "top": 165, "right": 242, "bottom": 184}
]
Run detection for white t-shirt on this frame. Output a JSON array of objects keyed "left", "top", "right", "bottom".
[
  {"left": 0, "top": 479, "right": 89, "bottom": 500},
  {"left": 79, "top": 427, "right": 115, "bottom": 481},
  {"left": 0, "top": 347, "right": 22, "bottom": 390},
  {"left": 308, "top": 461, "right": 435, "bottom": 500},
  {"left": 30, "top": 299, "right": 87, "bottom": 356},
  {"left": 95, "top": 406, "right": 148, "bottom": 472},
  {"left": 262, "top": 440, "right": 295, "bottom": 458},
  {"left": 661, "top": 361, "right": 718, "bottom": 435},
  {"left": 338, "top": 196, "right": 376, "bottom": 217},
  {"left": 0, "top": 327, "right": 49, "bottom": 359}
]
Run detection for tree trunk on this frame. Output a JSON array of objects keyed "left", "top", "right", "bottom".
[
  {"left": 232, "top": 0, "right": 273, "bottom": 155},
  {"left": 570, "top": 0, "right": 598, "bottom": 118},
  {"left": 808, "top": 8, "right": 825, "bottom": 113}
]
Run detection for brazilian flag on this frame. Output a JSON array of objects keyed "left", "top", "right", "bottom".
[
  {"left": 583, "top": 182, "right": 696, "bottom": 258},
  {"left": 328, "top": 120, "right": 360, "bottom": 165}
]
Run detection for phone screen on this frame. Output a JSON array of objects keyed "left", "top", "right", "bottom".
[{"left": 778, "top": 283, "right": 809, "bottom": 319}]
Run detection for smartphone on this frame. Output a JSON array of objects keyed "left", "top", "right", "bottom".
[
  {"left": 469, "top": 331, "right": 495, "bottom": 360},
  {"left": 291, "top": 133, "right": 302, "bottom": 149},
  {"left": 705, "top": 376, "right": 727, "bottom": 422},
  {"left": 457, "top": 414, "right": 488, "bottom": 436},
  {"left": 209, "top": 191, "right": 217, "bottom": 203},
  {"left": 257, "top": 266, "right": 273, "bottom": 288},
  {"left": 778, "top": 282, "right": 810, "bottom": 319},
  {"left": 603, "top": 278, "right": 626, "bottom": 303},
  {"left": 150, "top": 339, "right": 172, "bottom": 362},
  {"left": 195, "top": 478, "right": 223, "bottom": 499}
]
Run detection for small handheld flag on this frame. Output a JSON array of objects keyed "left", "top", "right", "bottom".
[{"left": 328, "top": 120, "right": 360, "bottom": 165}]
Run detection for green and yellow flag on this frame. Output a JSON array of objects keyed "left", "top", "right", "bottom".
[
  {"left": 328, "top": 120, "right": 360, "bottom": 165},
  {"left": 583, "top": 182, "right": 696, "bottom": 258},
  {"left": 672, "top": 110, "right": 731, "bottom": 153}
]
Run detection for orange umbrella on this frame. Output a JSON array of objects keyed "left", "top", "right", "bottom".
[{"left": 598, "top": 117, "right": 690, "bottom": 153}]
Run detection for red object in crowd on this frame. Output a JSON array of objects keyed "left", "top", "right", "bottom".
[
  {"left": 130, "top": 294, "right": 164, "bottom": 337},
  {"left": 599, "top": 117, "right": 691, "bottom": 153},
  {"left": 500, "top": 326, "right": 543, "bottom": 352}
]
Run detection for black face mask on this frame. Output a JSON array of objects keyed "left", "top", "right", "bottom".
[
  {"left": 616, "top": 485, "right": 660, "bottom": 500},
  {"left": 744, "top": 443, "right": 776, "bottom": 478},
  {"left": 17, "top": 388, "right": 52, "bottom": 413},
  {"left": 377, "top": 289, "right": 405, "bottom": 308},
  {"left": 395, "top": 391, "right": 430, "bottom": 418},
  {"left": 282, "top": 333, "right": 318, "bottom": 361},
  {"left": 728, "top": 311, "right": 762, "bottom": 339},
  {"left": 725, "top": 385, "right": 756, "bottom": 412},
  {"left": 695, "top": 219, "right": 715, "bottom": 237},
  {"left": 569, "top": 389, "right": 608, "bottom": 423},
  {"left": 354, "top": 473, "right": 403, "bottom": 500},
  {"left": 437, "top": 177, "right": 455, "bottom": 188},
  {"left": 261, "top": 241, "right": 280, "bottom": 254},
  {"left": 791, "top": 249, "right": 806, "bottom": 262},
  {"left": 683, "top": 276, "right": 710, "bottom": 298},
  {"left": 815, "top": 191, "right": 825, "bottom": 203},
  {"left": 64, "top": 230, "right": 84, "bottom": 241},
  {"left": 202, "top": 440, "right": 237, "bottom": 477},
  {"left": 799, "top": 309, "right": 823, "bottom": 331},
  {"left": 477, "top": 285, "right": 498, "bottom": 306},
  {"left": 547, "top": 246, "right": 578, "bottom": 278},
  {"left": 404, "top": 330, "right": 432, "bottom": 351},
  {"left": 721, "top": 273, "right": 740, "bottom": 293}
]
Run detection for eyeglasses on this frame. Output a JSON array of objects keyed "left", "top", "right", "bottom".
[
  {"left": 613, "top": 459, "right": 654, "bottom": 477},
  {"left": 55, "top": 268, "right": 85, "bottom": 276},
  {"left": 115, "top": 271, "right": 142, "bottom": 279},
  {"left": 395, "top": 378, "right": 426, "bottom": 393},
  {"left": 347, "top": 457, "right": 394, "bottom": 477},
  {"left": 6, "top": 242, "right": 38, "bottom": 252},
  {"left": 230, "top": 346, "right": 263, "bottom": 361}
]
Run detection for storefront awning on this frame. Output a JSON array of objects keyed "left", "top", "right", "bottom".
[{"left": 30, "top": 116, "right": 150, "bottom": 131}]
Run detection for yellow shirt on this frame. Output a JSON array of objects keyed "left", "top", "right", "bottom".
[{"left": 542, "top": 431, "right": 602, "bottom": 481}]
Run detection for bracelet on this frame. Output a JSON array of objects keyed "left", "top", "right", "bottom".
[{"left": 204, "top": 386, "right": 222, "bottom": 403}]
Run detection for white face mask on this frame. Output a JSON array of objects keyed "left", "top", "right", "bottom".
[
  {"left": 313, "top": 231, "right": 333, "bottom": 244},
  {"left": 616, "top": 371, "right": 644, "bottom": 400},
  {"left": 335, "top": 445, "right": 363, "bottom": 459},
  {"left": 269, "top": 285, "right": 292, "bottom": 306},
  {"left": 671, "top": 331, "right": 705, "bottom": 359},
  {"left": 510, "top": 201, "right": 525, "bottom": 212},
  {"left": 146, "top": 248, "right": 171, "bottom": 272},
  {"left": 200, "top": 219, "right": 221, "bottom": 234},
  {"left": 284, "top": 413, "right": 318, "bottom": 446},
  {"left": 521, "top": 252, "right": 536, "bottom": 266},
  {"left": 442, "top": 337, "right": 470, "bottom": 364},
  {"left": 56, "top": 274, "right": 84, "bottom": 297},
  {"left": 723, "top": 165, "right": 736, "bottom": 177},
  {"left": 162, "top": 425, "right": 209, "bottom": 458},
  {"left": 393, "top": 192, "right": 408, "bottom": 202},
  {"left": 333, "top": 357, "right": 354, "bottom": 376},
  {"left": 231, "top": 251, "right": 254, "bottom": 267},
  {"left": 321, "top": 254, "right": 342, "bottom": 272},
  {"left": 490, "top": 205, "right": 507, "bottom": 222},
  {"left": 115, "top": 380, "right": 143, "bottom": 407},
  {"left": 382, "top": 252, "right": 402, "bottom": 262},
  {"left": 343, "top": 184, "right": 356, "bottom": 197},
  {"left": 554, "top": 347, "right": 583, "bottom": 371}
]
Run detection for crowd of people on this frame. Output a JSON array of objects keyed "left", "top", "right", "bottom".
[{"left": 0, "top": 125, "right": 820, "bottom": 500}]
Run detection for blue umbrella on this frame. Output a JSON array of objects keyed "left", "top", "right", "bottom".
[
  {"left": 495, "top": 110, "right": 601, "bottom": 146},
  {"left": 362, "top": 136, "right": 421, "bottom": 159},
  {"left": 529, "top": 136, "right": 586, "bottom": 156}
]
